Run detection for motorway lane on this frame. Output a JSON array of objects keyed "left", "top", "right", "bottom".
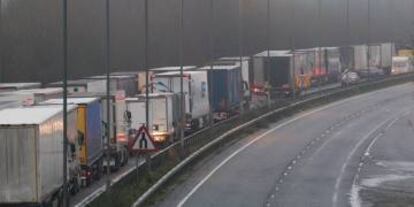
[
  {"left": 350, "top": 107, "right": 414, "bottom": 206},
  {"left": 152, "top": 83, "right": 414, "bottom": 207}
]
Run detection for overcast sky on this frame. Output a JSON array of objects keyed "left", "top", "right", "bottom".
[{"left": 1, "top": 0, "right": 413, "bottom": 82}]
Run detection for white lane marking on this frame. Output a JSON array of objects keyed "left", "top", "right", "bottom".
[
  {"left": 334, "top": 109, "right": 411, "bottom": 207},
  {"left": 332, "top": 118, "right": 391, "bottom": 207},
  {"left": 349, "top": 112, "right": 409, "bottom": 207},
  {"left": 176, "top": 90, "right": 389, "bottom": 207}
]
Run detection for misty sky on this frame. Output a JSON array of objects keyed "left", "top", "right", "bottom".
[{"left": 0, "top": 0, "right": 413, "bottom": 83}]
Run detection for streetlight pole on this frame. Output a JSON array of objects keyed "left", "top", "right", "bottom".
[
  {"left": 266, "top": 0, "right": 272, "bottom": 105},
  {"left": 346, "top": 0, "right": 351, "bottom": 70},
  {"left": 317, "top": 0, "right": 322, "bottom": 91},
  {"left": 179, "top": 0, "right": 185, "bottom": 150},
  {"left": 61, "top": 0, "right": 69, "bottom": 206},
  {"left": 104, "top": 0, "right": 112, "bottom": 189},
  {"left": 208, "top": 0, "right": 214, "bottom": 126},
  {"left": 0, "top": 0, "right": 3, "bottom": 82},
  {"left": 144, "top": 0, "right": 149, "bottom": 132},
  {"left": 367, "top": 0, "right": 371, "bottom": 79},
  {"left": 238, "top": 0, "right": 244, "bottom": 113}
]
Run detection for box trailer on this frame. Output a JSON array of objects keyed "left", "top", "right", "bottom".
[
  {"left": 111, "top": 71, "right": 155, "bottom": 94},
  {"left": 198, "top": 64, "right": 242, "bottom": 119},
  {"left": 323, "top": 47, "right": 342, "bottom": 82},
  {"left": 0, "top": 105, "right": 78, "bottom": 205},
  {"left": 353, "top": 45, "right": 368, "bottom": 70},
  {"left": 391, "top": 56, "right": 414, "bottom": 75},
  {"left": 68, "top": 93, "right": 129, "bottom": 170},
  {"left": 41, "top": 98, "right": 103, "bottom": 186},
  {"left": 152, "top": 71, "right": 210, "bottom": 130},
  {"left": 218, "top": 57, "right": 252, "bottom": 99},
  {"left": 380, "top": 43, "right": 396, "bottom": 74},
  {"left": 252, "top": 50, "right": 291, "bottom": 88},
  {"left": 46, "top": 79, "right": 107, "bottom": 95},
  {"left": 137, "top": 93, "right": 180, "bottom": 143},
  {"left": 368, "top": 44, "right": 382, "bottom": 69},
  {"left": 0, "top": 82, "right": 41, "bottom": 92},
  {"left": 0, "top": 87, "right": 62, "bottom": 108},
  {"left": 85, "top": 75, "right": 139, "bottom": 97}
]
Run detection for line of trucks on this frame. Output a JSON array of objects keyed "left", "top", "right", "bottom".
[{"left": 1, "top": 42, "right": 414, "bottom": 206}]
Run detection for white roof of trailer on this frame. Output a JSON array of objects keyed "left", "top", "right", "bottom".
[
  {"left": 220, "top": 56, "right": 250, "bottom": 60},
  {"left": 198, "top": 65, "right": 240, "bottom": 70},
  {"left": 0, "top": 82, "right": 41, "bottom": 89},
  {"left": 87, "top": 75, "right": 135, "bottom": 79},
  {"left": 150, "top": 66, "right": 197, "bottom": 71},
  {"left": 254, "top": 50, "right": 291, "bottom": 57},
  {"left": 137, "top": 92, "right": 175, "bottom": 98},
  {"left": 41, "top": 97, "right": 99, "bottom": 105},
  {"left": 13, "top": 87, "right": 62, "bottom": 95},
  {"left": 153, "top": 70, "right": 206, "bottom": 77},
  {"left": 47, "top": 79, "right": 104, "bottom": 87},
  {"left": 0, "top": 105, "right": 76, "bottom": 125}
]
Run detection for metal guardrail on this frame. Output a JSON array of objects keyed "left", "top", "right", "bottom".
[{"left": 82, "top": 73, "right": 414, "bottom": 207}]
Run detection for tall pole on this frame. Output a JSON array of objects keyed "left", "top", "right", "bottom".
[
  {"left": 144, "top": 0, "right": 149, "bottom": 130},
  {"left": 238, "top": 0, "right": 244, "bottom": 113},
  {"left": 179, "top": 0, "right": 185, "bottom": 149},
  {"left": 290, "top": 0, "right": 296, "bottom": 97},
  {"left": 208, "top": 0, "right": 214, "bottom": 126},
  {"left": 317, "top": 0, "right": 322, "bottom": 91},
  {"left": 61, "top": 0, "right": 69, "bottom": 205},
  {"left": 0, "top": 0, "right": 3, "bottom": 82},
  {"left": 266, "top": 0, "right": 272, "bottom": 104},
  {"left": 367, "top": 0, "right": 371, "bottom": 78},
  {"left": 346, "top": 0, "right": 351, "bottom": 70},
  {"left": 104, "top": 0, "right": 112, "bottom": 188}
]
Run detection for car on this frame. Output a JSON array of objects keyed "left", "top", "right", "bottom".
[{"left": 341, "top": 69, "right": 360, "bottom": 87}]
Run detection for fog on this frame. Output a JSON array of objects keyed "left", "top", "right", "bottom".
[{"left": 0, "top": 0, "right": 413, "bottom": 82}]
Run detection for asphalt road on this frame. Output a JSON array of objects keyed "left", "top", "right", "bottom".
[{"left": 152, "top": 83, "right": 414, "bottom": 207}]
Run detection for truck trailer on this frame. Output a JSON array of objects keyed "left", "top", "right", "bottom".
[
  {"left": 46, "top": 79, "right": 107, "bottom": 95},
  {"left": 123, "top": 93, "right": 181, "bottom": 144},
  {"left": 41, "top": 98, "right": 104, "bottom": 187},
  {"left": 85, "top": 75, "right": 138, "bottom": 97},
  {"left": 0, "top": 105, "right": 78, "bottom": 206},
  {"left": 197, "top": 64, "right": 242, "bottom": 120},
  {"left": 151, "top": 71, "right": 210, "bottom": 130},
  {"left": 0, "top": 82, "right": 41, "bottom": 92}
]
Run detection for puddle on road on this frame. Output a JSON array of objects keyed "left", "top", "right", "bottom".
[{"left": 353, "top": 161, "right": 414, "bottom": 207}]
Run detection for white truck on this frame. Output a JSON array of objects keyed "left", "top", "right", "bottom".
[
  {"left": 0, "top": 105, "right": 79, "bottom": 206},
  {"left": 391, "top": 56, "right": 414, "bottom": 75},
  {"left": 110, "top": 71, "right": 153, "bottom": 94},
  {"left": 123, "top": 93, "right": 181, "bottom": 144},
  {"left": 151, "top": 71, "right": 210, "bottom": 131}
]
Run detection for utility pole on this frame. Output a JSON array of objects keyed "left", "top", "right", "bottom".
[
  {"left": 179, "top": 0, "right": 185, "bottom": 150},
  {"left": 367, "top": 0, "right": 371, "bottom": 79},
  {"left": 208, "top": 0, "right": 214, "bottom": 126},
  {"left": 0, "top": 0, "right": 3, "bottom": 82},
  {"left": 317, "top": 0, "right": 322, "bottom": 92},
  {"left": 266, "top": 0, "right": 272, "bottom": 105},
  {"left": 144, "top": 0, "right": 149, "bottom": 132},
  {"left": 238, "top": 0, "right": 244, "bottom": 113},
  {"left": 290, "top": 0, "right": 297, "bottom": 97},
  {"left": 346, "top": 0, "right": 351, "bottom": 70},
  {"left": 61, "top": 0, "right": 69, "bottom": 206},
  {"left": 104, "top": 0, "right": 112, "bottom": 190}
]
